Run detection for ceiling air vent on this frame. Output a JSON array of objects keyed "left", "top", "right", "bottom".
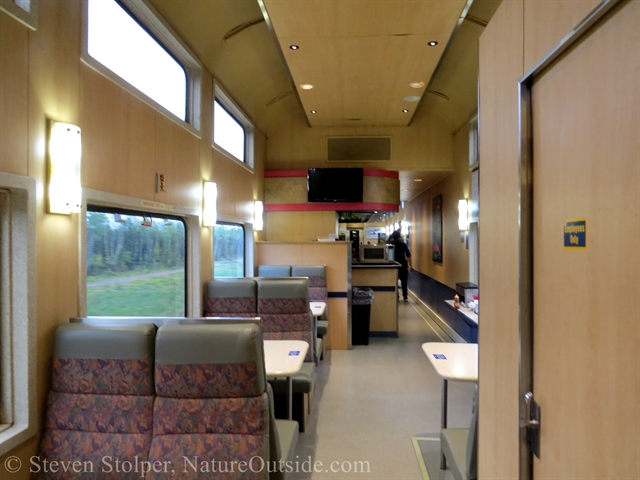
[{"left": 327, "top": 136, "right": 391, "bottom": 162}]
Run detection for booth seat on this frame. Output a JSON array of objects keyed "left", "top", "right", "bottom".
[
  {"left": 204, "top": 277, "right": 257, "bottom": 317},
  {"left": 41, "top": 322, "right": 297, "bottom": 480},
  {"left": 258, "top": 265, "right": 292, "bottom": 277},
  {"left": 257, "top": 277, "right": 316, "bottom": 431},
  {"left": 201, "top": 274, "right": 319, "bottom": 431},
  {"left": 151, "top": 323, "right": 296, "bottom": 480},
  {"left": 258, "top": 264, "right": 329, "bottom": 362},
  {"left": 35, "top": 323, "right": 156, "bottom": 479},
  {"left": 291, "top": 265, "right": 328, "bottom": 360}
]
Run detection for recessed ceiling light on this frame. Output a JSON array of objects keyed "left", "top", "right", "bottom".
[
  {"left": 402, "top": 109, "right": 409, "bottom": 113},
  {"left": 404, "top": 95, "right": 421, "bottom": 102},
  {"left": 403, "top": 189, "right": 410, "bottom": 192},
  {"left": 289, "top": 45, "right": 299, "bottom": 50},
  {"left": 428, "top": 41, "right": 438, "bottom": 46},
  {"left": 310, "top": 110, "right": 317, "bottom": 114},
  {"left": 409, "top": 82, "right": 425, "bottom": 89},
  {"left": 299, "top": 84, "right": 314, "bottom": 90},
  {"left": 414, "top": 178, "right": 422, "bottom": 182}
]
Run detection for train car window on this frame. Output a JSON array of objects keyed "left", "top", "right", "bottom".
[
  {"left": 0, "top": 0, "right": 38, "bottom": 30},
  {"left": 86, "top": 0, "right": 186, "bottom": 120},
  {"left": 213, "top": 83, "right": 254, "bottom": 168},
  {"left": 0, "top": 176, "right": 37, "bottom": 454},
  {"left": 82, "top": 0, "right": 202, "bottom": 130},
  {"left": 213, "top": 223, "right": 245, "bottom": 278},
  {"left": 214, "top": 100, "right": 245, "bottom": 162},
  {"left": 86, "top": 208, "right": 187, "bottom": 316}
]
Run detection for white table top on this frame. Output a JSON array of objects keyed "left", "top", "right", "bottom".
[
  {"left": 422, "top": 342, "right": 478, "bottom": 382},
  {"left": 263, "top": 340, "right": 309, "bottom": 377},
  {"left": 310, "top": 302, "right": 327, "bottom": 317}
]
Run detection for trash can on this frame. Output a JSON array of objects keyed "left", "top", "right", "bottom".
[{"left": 352, "top": 287, "right": 374, "bottom": 345}]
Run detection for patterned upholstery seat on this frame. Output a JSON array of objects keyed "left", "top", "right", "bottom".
[
  {"left": 149, "top": 323, "right": 273, "bottom": 479},
  {"left": 292, "top": 266, "right": 328, "bottom": 363},
  {"left": 35, "top": 323, "right": 156, "bottom": 479},
  {"left": 256, "top": 278, "right": 313, "bottom": 364},
  {"left": 257, "top": 278, "right": 315, "bottom": 431},
  {"left": 204, "top": 278, "right": 257, "bottom": 317}
]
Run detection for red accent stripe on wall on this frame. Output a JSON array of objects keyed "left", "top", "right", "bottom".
[
  {"left": 264, "top": 170, "right": 307, "bottom": 178},
  {"left": 363, "top": 169, "right": 399, "bottom": 179},
  {"left": 264, "top": 169, "right": 399, "bottom": 179},
  {"left": 265, "top": 203, "right": 399, "bottom": 212}
]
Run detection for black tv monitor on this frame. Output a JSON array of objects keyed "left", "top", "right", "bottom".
[{"left": 307, "top": 168, "right": 363, "bottom": 203}]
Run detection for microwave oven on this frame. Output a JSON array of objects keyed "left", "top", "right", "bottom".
[{"left": 359, "top": 244, "right": 394, "bottom": 263}]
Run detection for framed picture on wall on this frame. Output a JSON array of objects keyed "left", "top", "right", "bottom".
[{"left": 432, "top": 194, "right": 443, "bottom": 263}]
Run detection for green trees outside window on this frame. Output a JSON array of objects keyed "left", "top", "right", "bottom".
[{"left": 86, "top": 210, "right": 186, "bottom": 316}]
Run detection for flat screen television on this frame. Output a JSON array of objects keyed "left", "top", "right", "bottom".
[{"left": 307, "top": 168, "right": 363, "bottom": 203}]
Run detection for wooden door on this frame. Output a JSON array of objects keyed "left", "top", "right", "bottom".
[{"left": 529, "top": 0, "right": 639, "bottom": 477}]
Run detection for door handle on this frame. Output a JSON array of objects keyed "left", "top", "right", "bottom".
[
  {"left": 521, "top": 392, "right": 539, "bottom": 428},
  {"left": 521, "top": 391, "right": 541, "bottom": 458}
]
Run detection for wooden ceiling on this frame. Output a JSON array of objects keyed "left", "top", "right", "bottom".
[
  {"left": 260, "top": 0, "right": 470, "bottom": 127},
  {"left": 148, "top": 0, "right": 502, "bottom": 202}
]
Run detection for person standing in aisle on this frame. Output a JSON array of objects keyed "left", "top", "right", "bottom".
[{"left": 388, "top": 230, "right": 412, "bottom": 300}]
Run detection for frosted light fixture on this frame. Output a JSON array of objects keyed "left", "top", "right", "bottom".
[
  {"left": 458, "top": 199, "right": 468, "bottom": 231},
  {"left": 48, "top": 121, "right": 82, "bottom": 215},
  {"left": 254, "top": 200, "right": 264, "bottom": 231},
  {"left": 203, "top": 182, "right": 217, "bottom": 227}
]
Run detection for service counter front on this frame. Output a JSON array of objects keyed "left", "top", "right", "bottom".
[{"left": 352, "top": 263, "right": 400, "bottom": 337}]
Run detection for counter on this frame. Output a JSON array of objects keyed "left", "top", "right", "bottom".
[{"left": 352, "top": 262, "right": 400, "bottom": 337}]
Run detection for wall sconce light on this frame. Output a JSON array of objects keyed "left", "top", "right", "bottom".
[
  {"left": 202, "top": 181, "right": 217, "bottom": 227},
  {"left": 254, "top": 200, "right": 264, "bottom": 231},
  {"left": 48, "top": 121, "right": 82, "bottom": 214},
  {"left": 401, "top": 220, "right": 409, "bottom": 236},
  {"left": 458, "top": 199, "right": 469, "bottom": 231}
]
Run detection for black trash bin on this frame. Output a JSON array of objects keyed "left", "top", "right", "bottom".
[{"left": 352, "top": 287, "right": 374, "bottom": 345}]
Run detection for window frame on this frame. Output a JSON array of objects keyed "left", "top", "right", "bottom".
[
  {"left": 213, "top": 221, "right": 247, "bottom": 279},
  {"left": 213, "top": 82, "right": 255, "bottom": 170},
  {"left": 0, "top": 173, "right": 37, "bottom": 456},
  {"left": 80, "top": 189, "right": 201, "bottom": 318},
  {"left": 86, "top": 205, "right": 188, "bottom": 317},
  {"left": 0, "top": 0, "right": 38, "bottom": 30},
  {"left": 81, "top": 0, "right": 202, "bottom": 133}
]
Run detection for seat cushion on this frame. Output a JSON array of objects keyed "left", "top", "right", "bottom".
[
  {"left": 441, "top": 428, "right": 470, "bottom": 480},
  {"left": 275, "top": 419, "right": 299, "bottom": 463},
  {"left": 317, "top": 320, "right": 329, "bottom": 336},
  {"left": 258, "top": 265, "right": 291, "bottom": 277},
  {"left": 268, "top": 362, "right": 316, "bottom": 394}
]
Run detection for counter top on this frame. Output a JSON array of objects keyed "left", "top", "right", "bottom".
[
  {"left": 444, "top": 300, "right": 478, "bottom": 325},
  {"left": 352, "top": 262, "right": 401, "bottom": 268}
]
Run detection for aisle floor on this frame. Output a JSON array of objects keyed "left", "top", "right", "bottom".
[{"left": 290, "top": 297, "right": 475, "bottom": 480}]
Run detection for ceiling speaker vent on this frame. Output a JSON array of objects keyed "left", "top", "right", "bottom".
[{"left": 327, "top": 137, "right": 391, "bottom": 162}]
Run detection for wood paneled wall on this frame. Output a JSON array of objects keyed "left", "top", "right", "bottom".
[
  {"left": 478, "top": 1, "right": 523, "bottom": 477},
  {"left": 0, "top": 0, "right": 264, "bottom": 474},
  {"left": 265, "top": 210, "right": 338, "bottom": 242},
  {"left": 264, "top": 174, "right": 400, "bottom": 206},
  {"left": 477, "top": 0, "right": 608, "bottom": 478},
  {"left": 265, "top": 108, "right": 454, "bottom": 171},
  {"left": 256, "top": 241, "right": 351, "bottom": 350},
  {"left": 393, "top": 123, "right": 471, "bottom": 290}
]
